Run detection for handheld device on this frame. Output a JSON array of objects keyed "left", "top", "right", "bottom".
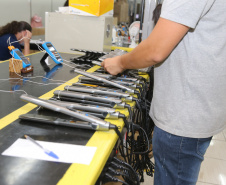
[
  {"left": 90, "top": 72, "right": 143, "bottom": 83},
  {"left": 54, "top": 96, "right": 127, "bottom": 109},
  {"left": 53, "top": 90, "right": 123, "bottom": 104},
  {"left": 42, "top": 42, "right": 63, "bottom": 64},
  {"left": 64, "top": 86, "right": 136, "bottom": 102},
  {"left": 8, "top": 46, "right": 31, "bottom": 68},
  {"left": 20, "top": 94, "right": 110, "bottom": 131},
  {"left": 79, "top": 76, "right": 142, "bottom": 88},
  {"left": 47, "top": 99, "right": 117, "bottom": 113},
  {"left": 46, "top": 99, "right": 125, "bottom": 119},
  {"left": 77, "top": 111, "right": 125, "bottom": 119},
  {"left": 73, "top": 68, "right": 138, "bottom": 94},
  {"left": 78, "top": 78, "right": 138, "bottom": 90},
  {"left": 72, "top": 83, "right": 135, "bottom": 95},
  {"left": 19, "top": 114, "right": 96, "bottom": 130}
]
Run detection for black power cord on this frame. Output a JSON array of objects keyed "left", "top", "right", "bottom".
[
  {"left": 109, "top": 124, "right": 123, "bottom": 143},
  {"left": 102, "top": 172, "right": 130, "bottom": 185},
  {"left": 109, "top": 123, "right": 128, "bottom": 162},
  {"left": 107, "top": 167, "right": 137, "bottom": 185},
  {"left": 132, "top": 124, "right": 150, "bottom": 155},
  {"left": 113, "top": 157, "right": 140, "bottom": 185}
]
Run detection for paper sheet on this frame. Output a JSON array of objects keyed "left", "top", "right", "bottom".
[{"left": 2, "top": 138, "right": 96, "bottom": 165}]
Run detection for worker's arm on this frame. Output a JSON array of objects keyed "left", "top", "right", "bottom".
[
  {"left": 22, "top": 30, "right": 32, "bottom": 56},
  {"left": 101, "top": 18, "right": 190, "bottom": 75}
]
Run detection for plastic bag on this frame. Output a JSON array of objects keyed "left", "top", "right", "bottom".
[{"left": 31, "top": 15, "right": 43, "bottom": 28}]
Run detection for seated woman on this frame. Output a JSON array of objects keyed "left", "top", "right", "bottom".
[{"left": 0, "top": 21, "right": 32, "bottom": 61}]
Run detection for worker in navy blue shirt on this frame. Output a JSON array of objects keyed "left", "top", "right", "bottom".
[{"left": 0, "top": 21, "right": 32, "bottom": 61}]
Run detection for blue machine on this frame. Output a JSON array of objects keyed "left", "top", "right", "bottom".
[
  {"left": 42, "top": 42, "right": 63, "bottom": 64},
  {"left": 10, "top": 48, "right": 31, "bottom": 68}
]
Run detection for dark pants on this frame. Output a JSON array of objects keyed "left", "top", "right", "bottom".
[{"left": 152, "top": 126, "right": 212, "bottom": 185}]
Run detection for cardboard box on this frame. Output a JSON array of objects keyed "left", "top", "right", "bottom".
[
  {"left": 69, "top": 0, "right": 114, "bottom": 16},
  {"left": 32, "top": 27, "right": 45, "bottom": 36},
  {"left": 114, "top": 0, "right": 129, "bottom": 23},
  {"left": 113, "top": 17, "right": 118, "bottom": 26},
  {"left": 9, "top": 59, "right": 22, "bottom": 73}
]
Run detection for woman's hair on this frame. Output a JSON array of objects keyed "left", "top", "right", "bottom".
[
  {"left": 0, "top": 21, "right": 32, "bottom": 36},
  {"left": 152, "top": 4, "right": 162, "bottom": 25}
]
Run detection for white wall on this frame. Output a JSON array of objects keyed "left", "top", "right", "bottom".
[
  {"left": 0, "top": 0, "right": 31, "bottom": 26},
  {"left": 0, "top": 0, "right": 66, "bottom": 27},
  {"left": 51, "top": 0, "right": 67, "bottom": 12}
]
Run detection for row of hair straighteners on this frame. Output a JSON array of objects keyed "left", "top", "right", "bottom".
[{"left": 20, "top": 94, "right": 120, "bottom": 131}]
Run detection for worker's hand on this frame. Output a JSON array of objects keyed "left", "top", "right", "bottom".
[
  {"left": 23, "top": 30, "right": 32, "bottom": 44},
  {"left": 101, "top": 56, "right": 125, "bottom": 76}
]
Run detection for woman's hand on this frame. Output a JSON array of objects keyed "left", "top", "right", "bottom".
[
  {"left": 23, "top": 30, "right": 32, "bottom": 44},
  {"left": 22, "top": 30, "right": 32, "bottom": 56}
]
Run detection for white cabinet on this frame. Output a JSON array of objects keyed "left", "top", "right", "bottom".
[{"left": 45, "top": 12, "right": 113, "bottom": 52}]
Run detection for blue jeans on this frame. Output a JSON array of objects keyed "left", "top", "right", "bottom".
[{"left": 152, "top": 126, "right": 212, "bottom": 185}]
